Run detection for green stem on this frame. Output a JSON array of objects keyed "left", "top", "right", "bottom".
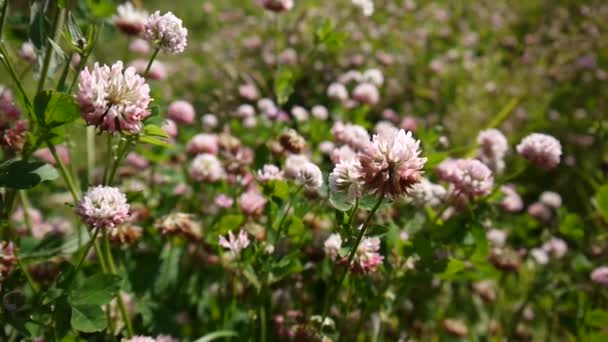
[
  {"left": 259, "top": 304, "right": 267, "bottom": 342},
  {"left": 0, "top": 43, "right": 32, "bottom": 111},
  {"left": 55, "top": 52, "right": 74, "bottom": 92},
  {"left": 107, "top": 138, "right": 133, "bottom": 186},
  {"left": 86, "top": 126, "right": 95, "bottom": 185},
  {"left": 36, "top": 6, "right": 65, "bottom": 94},
  {"left": 15, "top": 251, "right": 38, "bottom": 294},
  {"left": 102, "top": 229, "right": 134, "bottom": 337},
  {"left": 102, "top": 134, "right": 113, "bottom": 186},
  {"left": 274, "top": 185, "right": 303, "bottom": 243},
  {"left": 18, "top": 191, "right": 33, "bottom": 234},
  {"left": 0, "top": 0, "right": 9, "bottom": 41},
  {"left": 143, "top": 48, "right": 160, "bottom": 78},
  {"left": 47, "top": 141, "right": 80, "bottom": 203},
  {"left": 65, "top": 227, "right": 100, "bottom": 290},
  {"left": 320, "top": 195, "right": 384, "bottom": 328}
]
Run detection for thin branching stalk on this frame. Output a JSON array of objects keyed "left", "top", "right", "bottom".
[{"left": 143, "top": 47, "right": 160, "bottom": 78}]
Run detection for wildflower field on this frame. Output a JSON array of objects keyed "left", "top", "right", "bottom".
[{"left": 0, "top": 0, "right": 607, "bottom": 340}]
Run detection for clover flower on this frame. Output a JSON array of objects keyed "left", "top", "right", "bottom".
[
  {"left": 113, "top": 2, "right": 148, "bottom": 35},
  {"left": 76, "top": 186, "right": 130, "bottom": 229},
  {"left": 331, "top": 122, "right": 370, "bottom": 151},
  {"left": 500, "top": 185, "right": 523, "bottom": 212},
  {"left": 144, "top": 11, "right": 188, "bottom": 54},
  {"left": 436, "top": 159, "right": 493, "bottom": 197},
  {"left": 186, "top": 133, "right": 218, "bottom": 155},
  {"left": 324, "top": 234, "right": 342, "bottom": 260},
  {"left": 329, "top": 159, "right": 363, "bottom": 204},
  {"left": 477, "top": 129, "right": 508, "bottom": 173},
  {"left": 239, "top": 189, "right": 267, "bottom": 217},
  {"left": 260, "top": 0, "right": 294, "bottom": 12},
  {"left": 219, "top": 230, "right": 250, "bottom": 258},
  {"left": 352, "top": 82, "right": 380, "bottom": 105},
  {"left": 516, "top": 133, "right": 562, "bottom": 170},
  {"left": 0, "top": 242, "right": 16, "bottom": 279},
  {"left": 155, "top": 212, "right": 202, "bottom": 240},
  {"left": 76, "top": 62, "right": 151, "bottom": 134},
  {"left": 352, "top": 237, "right": 383, "bottom": 273},
  {"left": 357, "top": 128, "right": 426, "bottom": 199},
  {"left": 189, "top": 153, "right": 225, "bottom": 182},
  {"left": 257, "top": 164, "right": 284, "bottom": 183},
  {"left": 295, "top": 162, "right": 324, "bottom": 192},
  {"left": 591, "top": 266, "right": 608, "bottom": 287},
  {"left": 407, "top": 178, "right": 446, "bottom": 207},
  {"left": 168, "top": 100, "right": 195, "bottom": 124}
]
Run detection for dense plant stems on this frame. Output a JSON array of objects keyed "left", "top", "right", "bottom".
[{"left": 320, "top": 195, "right": 384, "bottom": 329}]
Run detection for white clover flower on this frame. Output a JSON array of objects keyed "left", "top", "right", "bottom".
[
  {"left": 324, "top": 234, "right": 342, "bottom": 260},
  {"left": 113, "top": 2, "right": 148, "bottom": 35},
  {"left": 352, "top": 0, "right": 374, "bottom": 16},
  {"left": 539, "top": 191, "right": 562, "bottom": 209},
  {"left": 311, "top": 105, "right": 328, "bottom": 120},
  {"left": 363, "top": 68, "right": 384, "bottom": 86},
  {"left": 352, "top": 82, "right": 380, "bottom": 105},
  {"left": 516, "top": 133, "right": 562, "bottom": 170},
  {"left": 437, "top": 159, "right": 493, "bottom": 197},
  {"left": 76, "top": 186, "right": 130, "bottom": 229},
  {"left": 235, "top": 104, "right": 256, "bottom": 118},
  {"left": 144, "top": 11, "right": 188, "bottom": 54},
  {"left": 283, "top": 154, "right": 310, "bottom": 179},
  {"left": 219, "top": 230, "right": 250, "bottom": 259},
  {"left": 353, "top": 237, "right": 383, "bottom": 273},
  {"left": 407, "top": 178, "right": 446, "bottom": 207},
  {"left": 76, "top": 62, "right": 151, "bottom": 134},
  {"left": 257, "top": 164, "right": 284, "bottom": 183},
  {"left": 189, "top": 153, "right": 225, "bottom": 182},
  {"left": 327, "top": 82, "right": 349, "bottom": 101},
  {"left": 296, "top": 162, "right": 323, "bottom": 192},
  {"left": 477, "top": 129, "right": 509, "bottom": 173},
  {"left": 329, "top": 159, "right": 363, "bottom": 204},
  {"left": 332, "top": 122, "right": 370, "bottom": 151}
]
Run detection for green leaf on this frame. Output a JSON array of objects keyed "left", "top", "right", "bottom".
[
  {"left": 274, "top": 68, "right": 295, "bottom": 106},
  {"left": 34, "top": 90, "right": 80, "bottom": 126},
  {"left": 242, "top": 265, "right": 261, "bottom": 292},
  {"left": 263, "top": 180, "right": 289, "bottom": 202},
  {"left": 585, "top": 310, "right": 608, "bottom": 328},
  {"left": 29, "top": 2, "right": 48, "bottom": 50},
  {"left": 329, "top": 190, "right": 354, "bottom": 212},
  {"left": 470, "top": 223, "right": 489, "bottom": 263},
  {"left": 66, "top": 13, "right": 84, "bottom": 46},
  {"left": 144, "top": 124, "right": 170, "bottom": 138},
  {"left": 69, "top": 274, "right": 121, "bottom": 306},
  {"left": 439, "top": 259, "right": 467, "bottom": 279},
  {"left": 139, "top": 135, "right": 171, "bottom": 147},
  {"left": 595, "top": 184, "right": 608, "bottom": 221},
  {"left": 54, "top": 296, "right": 72, "bottom": 338},
  {"left": 194, "top": 330, "right": 238, "bottom": 342},
  {"left": 0, "top": 160, "right": 58, "bottom": 189},
  {"left": 216, "top": 214, "right": 244, "bottom": 234},
  {"left": 70, "top": 304, "right": 107, "bottom": 332},
  {"left": 315, "top": 20, "right": 348, "bottom": 52},
  {"left": 86, "top": 0, "right": 115, "bottom": 17},
  {"left": 559, "top": 213, "right": 584, "bottom": 240}
]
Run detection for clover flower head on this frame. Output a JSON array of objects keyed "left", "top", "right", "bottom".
[
  {"left": 76, "top": 62, "right": 151, "bottom": 134},
  {"left": 144, "top": 11, "right": 188, "bottom": 54},
  {"left": 76, "top": 186, "right": 130, "bottom": 229}
]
